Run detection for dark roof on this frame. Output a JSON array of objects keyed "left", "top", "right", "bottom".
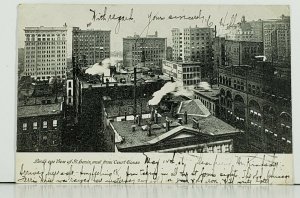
[
  {"left": 111, "top": 114, "right": 239, "bottom": 149},
  {"left": 18, "top": 103, "right": 62, "bottom": 117},
  {"left": 104, "top": 98, "right": 151, "bottom": 118}
]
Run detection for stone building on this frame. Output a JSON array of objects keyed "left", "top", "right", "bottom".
[{"left": 23, "top": 26, "right": 68, "bottom": 81}]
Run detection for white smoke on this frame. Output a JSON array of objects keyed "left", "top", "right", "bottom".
[
  {"left": 149, "top": 82, "right": 177, "bottom": 106},
  {"left": 85, "top": 57, "right": 122, "bottom": 76},
  {"left": 198, "top": 82, "right": 211, "bottom": 91},
  {"left": 148, "top": 82, "right": 194, "bottom": 106}
]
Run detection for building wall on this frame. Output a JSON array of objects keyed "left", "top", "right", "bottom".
[
  {"left": 194, "top": 92, "right": 218, "bottom": 116},
  {"left": 162, "top": 60, "right": 201, "bottom": 87},
  {"left": 171, "top": 28, "right": 183, "bottom": 61},
  {"left": 23, "top": 26, "right": 68, "bottom": 81},
  {"left": 123, "top": 36, "right": 167, "bottom": 71},
  {"left": 72, "top": 27, "right": 111, "bottom": 66},
  {"left": 224, "top": 40, "right": 263, "bottom": 66},
  {"left": 66, "top": 79, "right": 74, "bottom": 105},
  {"left": 17, "top": 113, "right": 63, "bottom": 152},
  {"left": 263, "top": 15, "right": 290, "bottom": 65},
  {"left": 218, "top": 65, "right": 292, "bottom": 153}
]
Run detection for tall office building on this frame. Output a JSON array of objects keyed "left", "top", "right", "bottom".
[
  {"left": 23, "top": 26, "right": 68, "bottom": 81},
  {"left": 72, "top": 27, "right": 111, "bottom": 66},
  {"left": 263, "top": 15, "right": 290, "bottom": 67},
  {"left": 171, "top": 26, "right": 214, "bottom": 79},
  {"left": 225, "top": 16, "right": 263, "bottom": 42},
  {"left": 123, "top": 32, "right": 167, "bottom": 72}
]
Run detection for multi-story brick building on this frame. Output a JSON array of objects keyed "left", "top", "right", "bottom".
[
  {"left": 23, "top": 26, "right": 68, "bottom": 81},
  {"left": 17, "top": 99, "right": 64, "bottom": 152},
  {"left": 162, "top": 60, "right": 201, "bottom": 87},
  {"left": 72, "top": 27, "right": 111, "bottom": 66},
  {"left": 263, "top": 15, "right": 290, "bottom": 77},
  {"left": 123, "top": 32, "right": 167, "bottom": 72},
  {"left": 171, "top": 26, "right": 215, "bottom": 79},
  {"left": 217, "top": 60, "right": 291, "bottom": 153},
  {"left": 225, "top": 16, "right": 264, "bottom": 42}
]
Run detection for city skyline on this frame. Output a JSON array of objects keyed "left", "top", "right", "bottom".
[{"left": 18, "top": 4, "right": 289, "bottom": 57}]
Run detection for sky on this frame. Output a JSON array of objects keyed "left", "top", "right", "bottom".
[{"left": 18, "top": 4, "right": 290, "bottom": 57}]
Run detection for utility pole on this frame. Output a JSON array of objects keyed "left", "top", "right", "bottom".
[{"left": 133, "top": 67, "right": 137, "bottom": 117}]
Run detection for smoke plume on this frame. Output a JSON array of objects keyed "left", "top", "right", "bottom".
[
  {"left": 198, "top": 82, "right": 211, "bottom": 90},
  {"left": 85, "top": 57, "right": 122, "bottom": 76},
  {"left": 148, "top": 82, "right": 194, "bottom": 106}
]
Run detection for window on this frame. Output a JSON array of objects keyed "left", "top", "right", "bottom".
[
  {"left": 43, "top": 121, "right": 47, "bottom": 129},
  {"left": 68, "top": 81, "right": 72, "bottom": 88},
  {"left": 22, "top": 123, "right": 27, "bottom": 131},
  {"left": 33, "top": 122, "right": 37, "bottom": 130},
  {"left": 53, "top": 120, "right": 57, "bottom": 127}
]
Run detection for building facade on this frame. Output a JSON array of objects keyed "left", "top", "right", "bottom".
[
  {"left": 171, "top": 26, "right": 215, "bottom": 79},
  {"left": 162, "top": 60, "right": 201, "bottom": 87},
  {"left": 23, "top": 26, "right": 68, "bottom": 81},
  {"left": 123, "top": 33, "right": 167, "bottom": 72},
  {"left": 218, "top": 61, "right": 292, "bottom": 153},
  {"left": 263, "top": 15, "right": 290, "bottom": 75},
  {"left": 17, "top": 102, "right": 64, "bottom": 152},
  {"left": 225, "top": 16, "right": 264, "bottom": 42},
  {"left": 72, "top": 27, "right": 111, "bottom": 66}
]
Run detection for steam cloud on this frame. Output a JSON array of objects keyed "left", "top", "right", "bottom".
[
  {"left": 148, "top": 82, "right": 194, "bottom": 106},
  {"left": 198, "top": 82, "right": 211, "bottom": 90},
  {"left": 85, "top": 57, "right": 122, "bottom": 76}
]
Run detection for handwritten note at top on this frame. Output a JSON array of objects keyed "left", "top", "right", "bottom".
[
  {"left": 87, "top": 7, "right": 238, "bottom": 34},
  {"left": 16, "top": 153, "right": 293, "bottom": 184}
]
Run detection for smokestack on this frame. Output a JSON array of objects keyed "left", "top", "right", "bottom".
[
  {"left": 151, "top": 108, "right": 155, "bottom": 121},
  {"left": 137, "top": 115, "right": 141, "bottom": 126},
  {"left": 148, "top": 122, "right": 152, "bottom": 136},
  {"left": 154, "top": 112, "right": 158, "bottom": 124},
  {"left": 106, "top": 78, "right": 109, "bottom": 87},
  {"left": 183, "top": 111, "right": 188, "bottom": 124},
  {"left": 166, "top": 119, "right": 170, "bottom": 132}
]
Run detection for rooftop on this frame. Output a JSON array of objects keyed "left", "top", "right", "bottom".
[
  {"left": 18, "top": 103, "right": 62, "bottom": 118},
  {"left": 24, "top": 26, "right": 67, "bottom": 31},
  {"left": 177, "top": 99, "right": 211, "bottom": 116},
  {"left": 193, "top": 88, "right": 220, "bottom": 101},
  {"left": 112, "top": 114, "right": 239, "bottom": 150}
]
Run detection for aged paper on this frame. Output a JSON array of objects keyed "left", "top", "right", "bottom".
[
  {"left": 16, "top": 153, "right": 293, "bottom": 184},
  {"left": 16, "top": 4, "right": 293, "bottom": 184}
]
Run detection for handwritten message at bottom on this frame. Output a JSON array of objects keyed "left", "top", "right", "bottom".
[{"left": 16, "top": 153, "right": 293, "bottom": 184}]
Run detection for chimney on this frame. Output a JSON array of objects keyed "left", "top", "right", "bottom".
[
  {"left": 131, "top": 125, "right": 136, "bottom": 132},
  {"left": 124, "top": 111, "right": 127, "bottom": 121},
  {"left": 166, "top": 119, "right": 170, "bottom": 132},
  {"left": 148, "top": 122, "right": 152, "bottom": 136},
  {"left": 178, "top": 117, "right": 182, "bottom": 124},
  {"left": 154, "top": 112, "right": 158, "bottom": 124},
  {"left": 151, "top": 108, "right": 155, "bottom": 121},
  {"left": 106, "top": 78, "right": 109, "bottom": 87},
  {"left": 137, "top": 115, "right": 141, "bottom": 126},
  {"left": 183, "top": 111, "right": 188, "bottom": 124}
]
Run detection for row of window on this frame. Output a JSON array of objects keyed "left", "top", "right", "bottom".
[{"left": 22, "top": 120, "right": 58, "bottom": 131}]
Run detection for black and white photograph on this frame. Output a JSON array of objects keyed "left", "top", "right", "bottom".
[{"left": 16, "top": 4, "right": 292, "bottom": 155}]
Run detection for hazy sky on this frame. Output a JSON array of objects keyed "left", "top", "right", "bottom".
[{"left": 18, "top": 4, "right": 289, "bottom": 57}]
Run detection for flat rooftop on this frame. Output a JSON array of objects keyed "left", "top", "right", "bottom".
[
  {"left": 112, "top": 114, "right": 239, "bottom": 149},
  {"left": 18, "top": 103, "right": 62, "bottom": 118},
  {"left": 80, "top": 73, "right": 171, "bottom": 89},
  {"left": 193, "top": 88, "right": 219, "bottom": 100}
]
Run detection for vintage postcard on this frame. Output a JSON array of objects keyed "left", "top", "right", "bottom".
[{"left": 16, "top": 4, "right": 293, "bottom": 184}]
